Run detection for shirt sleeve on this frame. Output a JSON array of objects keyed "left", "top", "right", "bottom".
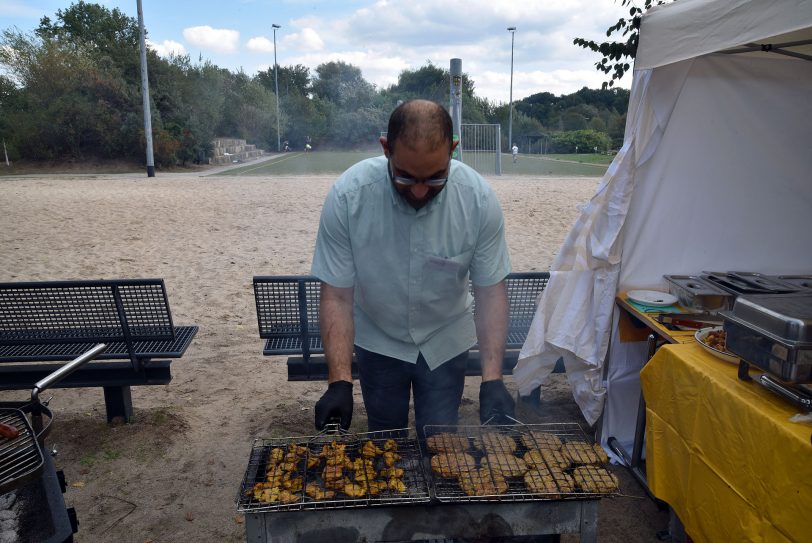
[
  {"left": 311, "top": 184, "right": 356, "bottom": 288},
  {"left": 469, "top": 186, "right": 512, "bottom": 287}
]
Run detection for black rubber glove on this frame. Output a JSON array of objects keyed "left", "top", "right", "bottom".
[
  {"left": 315, "top": 380, "right": 353, "bottom": 430},
  {"left": 479, "top": 380, "right": 515, "bottom": 424}
]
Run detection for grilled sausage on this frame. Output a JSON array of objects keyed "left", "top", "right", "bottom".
[{"left": 0, "top": 422, "right": 20, "bottom": 440}]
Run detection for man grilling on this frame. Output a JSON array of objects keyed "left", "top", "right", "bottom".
[{"left": 311, "top": 99, "right": 514, "bottom": 435}]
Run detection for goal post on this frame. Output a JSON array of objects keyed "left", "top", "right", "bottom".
[{"left": 460, "top": 123, "right": 502, "bottom": 176}]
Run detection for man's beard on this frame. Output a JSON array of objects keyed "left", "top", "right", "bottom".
[{"left": 394, "top": 184, "right": 445, "bottom": 209}]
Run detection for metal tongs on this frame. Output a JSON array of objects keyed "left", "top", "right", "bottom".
[
  {"left": 482, "top": 413, "right": 524, "bottom": 426},
  {"left": 655, "top": 313, "right": 723, "bottom": 329}
]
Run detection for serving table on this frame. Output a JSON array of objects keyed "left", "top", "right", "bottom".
[
  {"left": 641, "top": 342, "right": 812, "bottom": 542},
  {"left": 614, "top": 292, "right": 696, "bottom": 345},
  {"left": 606, "top": 293, "right": 696, "bottom": 494}
]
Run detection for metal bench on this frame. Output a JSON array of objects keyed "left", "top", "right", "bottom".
[
  {"left": 252, "top": 272, "right": 550, "bottom": 381},
  {"left": 0, "top": 278, "right": 198, "bottom": 422}
]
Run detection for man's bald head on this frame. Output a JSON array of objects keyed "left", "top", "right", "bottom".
[{"left": 386, "top": 100, "right": 453, "bottom": 155}]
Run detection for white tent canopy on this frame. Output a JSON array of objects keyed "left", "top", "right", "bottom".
[{"left": 515, "top": 0, "right": 812, "bottom": 454}]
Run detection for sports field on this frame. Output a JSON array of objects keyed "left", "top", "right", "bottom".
[{"left": 216, "top": 150, "right": 611, "bottom": 177}]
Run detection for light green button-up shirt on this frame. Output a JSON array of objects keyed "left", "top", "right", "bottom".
[{"left": 311, "top": 155, "right": 511, "bottom": 369}]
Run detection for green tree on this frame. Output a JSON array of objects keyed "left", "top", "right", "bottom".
[
  {"left": 549, "top": 129, "right": 611, "bottom": 154},
  {"left": 573, "top": 0, "right": 673, "bottom": 88},
  {"left": 311, "top": 61, "right": 376, "bottom": 111},
  {"left": 36, "top": 0, "right": 142, "bottom": 87}
]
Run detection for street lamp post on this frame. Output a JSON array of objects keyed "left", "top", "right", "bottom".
[
  {"left": 507, "top": 27, "right": 516, "bottom": 157},
  {"left": 272, "top": 24, "right": 281, "bottom": 152}
]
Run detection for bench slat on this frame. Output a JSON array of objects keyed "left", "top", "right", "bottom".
[{"left": 0, "top": 325, "right": 198, "bottom": 362}]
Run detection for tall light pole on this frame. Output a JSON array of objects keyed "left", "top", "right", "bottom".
[
  {"left": 272, "top": 24, "right": 281, "bottom": 152},
  {"left": 507, "top": 26, "right": 516, "bottom": 156},
  {"left": 137, "top": 0, "right": 155, "bottom": 177}
]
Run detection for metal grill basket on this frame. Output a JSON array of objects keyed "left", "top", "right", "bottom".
[
  {"left": 0, "top": 408, "right": 45, "bottom": 494},
  {"left": 424, "top": 422, "right": 619, "bottom": 503},
  {"left": 237, "top": 426, "right": 430, "bottom": 513}
]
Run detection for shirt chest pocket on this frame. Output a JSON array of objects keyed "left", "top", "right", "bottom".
[{"left": 423, "top": 249, "right": 474, "bottom": 302}]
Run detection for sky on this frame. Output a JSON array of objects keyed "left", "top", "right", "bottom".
[{"left": 1, "top": 0, "right": 634, "bottom": 103}]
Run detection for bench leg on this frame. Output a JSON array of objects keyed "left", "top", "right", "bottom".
[{"left": 103, "top": 386, "right": 133, "bottom": 423}]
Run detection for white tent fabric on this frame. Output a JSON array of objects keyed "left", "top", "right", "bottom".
[
  {"left": 515, "top": 0, "right": 812, "bottom": 452},
  {"left": 636, "top": 0, "right": 812, "bottom": 70}
]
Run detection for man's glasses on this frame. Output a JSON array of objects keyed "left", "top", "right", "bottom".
[{"left": 388, "top": 159, "right": 449, "bottom": 188}]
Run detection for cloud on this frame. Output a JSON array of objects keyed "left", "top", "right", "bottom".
[
  {"left": 274, "top": 0, "right": 631, "bottom": 101},
  {"left": 246, "top": 36, "right": 273, "bottom": 53},
  {"left": 296, "top": 28, "right": 324, "bottom": 52},
  {"left": 0, "top": 1, "right": 42, "bottom": 18},
  {"left": 147, "top": 39, "right": 187, "bottom": 58},
  {"left": 183, "top": 26, "right": 240, "bottom": 54}
]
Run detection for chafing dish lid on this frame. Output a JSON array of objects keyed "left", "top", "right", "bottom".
[
  {"left": 722, "top": 293, "right": 812, "bottom": 343},
  {"left": 664, "top": 275, "right": 730, "bottom": 296}
]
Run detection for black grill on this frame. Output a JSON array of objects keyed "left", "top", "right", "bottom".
[{"left": 0, "top": 408, "right": 44, "bottom": 494}]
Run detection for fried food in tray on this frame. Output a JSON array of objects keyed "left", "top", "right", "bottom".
[
  {"left": 425, "top": 432, "right": 471, "bottom": 453},
  {"left": 562, "top": 441, "right": 606, "bottom": 465},
  {"left": 430, "top": 452, "right": 477, "bottom": 477},
  {"left": 251, "top": 437, "right": 411, "bottom": 505},
  {"left": 538, "top": 447, "right": 572, "bottom": 471},
  {"left": 423, "top": 423, "right": 616, "bottom": 503},
  {"left": 481, "top": 452, "right": 529, "bottom": 477},
  {"left": 520, "top": 431, "right": 562, "bottom": 451},
  {"left": 472, "top": 432, "right": 518, "bottom": 454},
  {"left": 522, "top": 449, "right": 545, "bottom": 470},
  {"left": 304, "top": 482, "right": 335, "bottom": 501},
  {"left": 523, "top": 466, "right": 575, "bottom": 497},
  {"left": 591, "top": 443, "right": 609, "bottom": 464},
  {"left": 572, "top": 465, "right": 619, "bottom": 493},
  {"left": 458, "top": 468, "right": 509, "bottom": 496}
]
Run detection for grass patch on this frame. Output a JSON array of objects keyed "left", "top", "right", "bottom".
[
  {"left": 80, "top": 454, "right": 96, "bottom": 467},
  {"left": 214, "top": 151, "right": 380, "bottom": 176},
  {"left": 103, "top": 450, "right": 121, "bottom": 461}
]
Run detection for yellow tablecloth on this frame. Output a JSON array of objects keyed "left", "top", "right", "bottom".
[{"left": 641, "top": 343, "right": 812, "bottom": 543}]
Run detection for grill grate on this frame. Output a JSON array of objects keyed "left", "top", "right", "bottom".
[
  {"left": 0, "top": 408, "right": 44, "bottom": 495},
  {"left": 424, "top": 422, "right": 619, "bottom": 503},
  {"left": 237, "top": 428, "right": 430, "bottom": 513}
]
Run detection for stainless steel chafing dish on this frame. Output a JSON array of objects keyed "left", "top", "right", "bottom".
[
  {"left": 775, "top": 275, "right": 812, "bottom": 292},
  {"left": 721, "top": 293, "right": 812, "bottom": 383},
  {"left": 664, "top": 275, "right": 733, "bottom": 312},
  {"left": 702, "top": 271, "right": 798, "bottom": 296}
]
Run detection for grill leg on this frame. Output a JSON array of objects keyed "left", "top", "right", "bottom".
[{"left": 103, "top": 386, "right": 133, "bottom": 423}]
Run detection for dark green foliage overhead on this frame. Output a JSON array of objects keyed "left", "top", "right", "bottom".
[
  {"left": 573, "top": 0, "right": 673, "bottom": 88},
  {"left": 0, "top": 1, "right": 633, "bottom": 166}
]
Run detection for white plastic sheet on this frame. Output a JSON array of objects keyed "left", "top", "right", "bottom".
[{"left": 516, "top": 22, "right": 812, "bottom": 443}]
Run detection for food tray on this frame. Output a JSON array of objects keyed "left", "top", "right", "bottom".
[
  {"left": 664, "top": 275, "right": 732, "bottom": 312},
  {"left": 423, "top": 422, "right": 619, "bottom": 503},
  {"left": 702, "top": 272, "right": 796, "bottom": 296},
  {"left": 722, "top": 293, "right": 812, "bottom": 382},
  {"left": 236, "top": 427, "right": 430, "bottom": 513},
  {"left": 724, "top": 294, "right": 812, "bottom": 343},
  {"left": 775, "top": 275, "right": 812, "bottom": 292}
]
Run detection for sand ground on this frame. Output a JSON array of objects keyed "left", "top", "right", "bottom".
[{"left": 0, "top": 165, "right": 667, "bottom": 542}]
